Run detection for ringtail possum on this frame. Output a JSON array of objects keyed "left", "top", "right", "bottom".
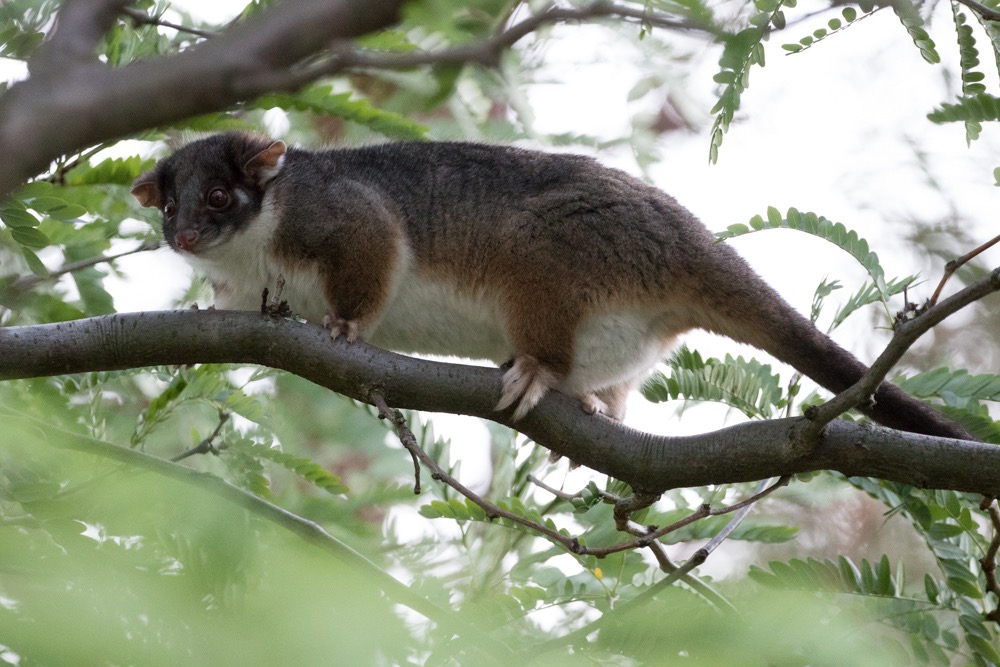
[{"left": 132, "top": 132, "right": 972, "bottom": 440}]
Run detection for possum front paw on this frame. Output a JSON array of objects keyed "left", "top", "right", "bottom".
[
  {"left": 496, "top": 355, "right": 560, "bottom": 420},
  {"left": 323, "top": 312, "right": 361, "bottom": 342}
]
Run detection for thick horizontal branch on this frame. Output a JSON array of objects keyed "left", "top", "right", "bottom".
[{"left": 1, "top": 310, "right": 997, "bottom": 494}]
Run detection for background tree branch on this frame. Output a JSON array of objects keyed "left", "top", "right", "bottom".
[
  {"left": 2, "top": 308, "right": 998, "bottom": 494},
  {"left": 0, "top": 0, "right": 406, "bottom": 199},
  {"left": 0, "top": 0, "right": 713, "bottom": 201}
]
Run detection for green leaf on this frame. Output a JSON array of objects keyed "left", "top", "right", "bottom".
[
  {"left": 923, "top": 574, "right": 939, "bottom": 603},
  {"left": 829, "top": 275, "right": 916, "bottom": 330},
  {"left": 230, "top": 442, "right": 348, "bottom": 495},
  {"left": 946, "top": 575, "right": 982, "bottom": 598},
  {"left": 1, "top": 203, "right": 40, "bottom": 228},
  {"left": 64, "top": 155, "right": 155, "bottom": 187},
  {"left": 20, "top": 247, "right": 47, "bottom": 277},
  {"left": 896, "top": 369, "right": 1000, "bottom": 402},
  {"left": 891, "top": 0, "right": 938, "bottom": 63},
  {"left": 253, "top": 85, "right": 428, "bottom": 140},
  {"left": 929, "top": 94, "right": 1000, "bottom": 124},
  {"left": 951, "top": 5, "right": 987, "bottom": 145},
  {"left": 967, "top": 634, "right": 1000, "bottom": 663},
  {"left": 10, "top": 226, "right": 50, "bottom": 248},
  {"left": 642, "top": 345, "right": 785, "bottom": 418},
  {"left": 716, "top": 207, "right": 889, "bottom": 301}
]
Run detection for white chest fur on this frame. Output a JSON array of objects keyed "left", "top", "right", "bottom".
[{"left": 184, "top": 202, "right": 330, "bottom": 323}]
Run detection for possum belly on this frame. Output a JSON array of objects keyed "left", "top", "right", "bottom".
[{"left": 369, "top": 275, "right": 511, "bottom": 364}]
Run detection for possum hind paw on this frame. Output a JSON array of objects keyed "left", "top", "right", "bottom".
[
  {"left": 580, "top": 393, "right": 610, "bottom": 417},
  {"left": 322, "top": 312, "right": 360, "bottom": 342},
  {"left": 496, "top": 355, "right": 560, "bottom": 420}
]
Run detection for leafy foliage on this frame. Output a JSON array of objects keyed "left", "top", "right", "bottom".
[
  {"left": 929, "top": 93, "right": 1000, "bottom": 125},
  {"left": 709, "top": 0, "right": 790, "bottom": 163},
  {"left": 252, "top": 85, "right": 429, "bottom": 140},
  {"left": 892, "top": 0, "right": 941, "bottom": 64},
  {"left": 847, "top": 478, "right": 1000, "bottom": 665},
  {"left": 643, "top": 345, "right": 786, "bottom": 418},
  {"left": 951, "top": 3, "right": 986, "bottom": 144},
  {"left": 717, "top": 206, "right": 890, "bottom": 300},
  {"left": 782, "top": 4, "right": 879, "bottom": 54}
]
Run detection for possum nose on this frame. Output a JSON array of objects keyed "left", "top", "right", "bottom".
[{"left": 174, "top": 228, "right": 200, "bottom": 252}]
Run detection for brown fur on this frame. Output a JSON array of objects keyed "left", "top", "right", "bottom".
[{"left": 132, "top": 133, "right": 974, "bottom": 441}]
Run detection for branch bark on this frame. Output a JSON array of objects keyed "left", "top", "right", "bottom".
[
  {"left": 2, "top": 309, "right": 998, "bottom": 495},
  {"left": 0, "top": 0, "right": 407, "bottom": 199},
  {"left": 806, "top": 266, "right": 1000, "bottom": 433}
]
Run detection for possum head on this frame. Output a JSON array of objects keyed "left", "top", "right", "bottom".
[{"left": 131, "top": 133, "right": 286, "bottom": 254}]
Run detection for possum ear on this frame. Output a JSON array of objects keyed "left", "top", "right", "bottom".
[
  {"left": 244, "top": 140, "right": 287, "bottom": 185},
  {"left": 131, "top": 171, "right": 162, "bottom": 209}
]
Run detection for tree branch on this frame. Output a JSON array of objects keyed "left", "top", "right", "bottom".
[
  {"left": 805, "top": 266, "right": 1000, "bottom": 433},
  {"left": 1, "top": 309, "right": 998, "bottom": 494},
  {"left": 0, "top": 0, "right": 713, "bottom": 200},
  {"left": 307, "top": 1, "right": 717, "bottom": 82},
  {"left": 955, "top": 0, "right": 1000, "bottom": 22},
  {"left": 0, "top": 0, "right": 407, "bottom": 199}
]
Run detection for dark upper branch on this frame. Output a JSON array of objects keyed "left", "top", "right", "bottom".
[
  {"left": 30, "top": 0, "right": 131, "bottom": 75},
  {"left": 955, "top": 0, "right": 1000, "bottom": 22},
  {"left": 0, "top": 0, "right": 711, "bottom": 200},
  {"left": 0, "top": 0, "right": 407, "bottom": 199},
  {"left": 1, "top": 310, "right": 997, "bottom": 494}
]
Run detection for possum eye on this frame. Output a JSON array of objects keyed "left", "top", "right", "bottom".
[
  {"left": 206, "top": 188, "right": 231, "bottom": 210},
  {"left": 163, "top": 199, "right": 176, "bottom": 219}
]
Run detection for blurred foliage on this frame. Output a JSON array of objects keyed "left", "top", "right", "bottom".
[{"left": 1, "top": 0, "right": 999, "bottom": 664}]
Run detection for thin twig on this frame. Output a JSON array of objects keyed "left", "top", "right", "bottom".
[
  {"left": 956, "top": 0, "right": 1000, "bottom": 22},
  {"left": 710, "top": 476, "right": 790, "bottom": 518},
  {"left": 298, "top": 1, "right": 718, "bottom": 87},
  {"left": 369, "top": 392, "right": 584, "bottom": 551},
  {"left": 370, "top": 390, "right": 779, "bottom": 561},
  {"left": 372, "top": 393, "right": 422, "bottom": 493},
  {"left": 8, "top": 240, "right": 161, "bottom": 293},
  {"left": 701, "top": 478, "right": 782, "bottom": 555},
  {"left": 980, "top": 497, "right": 1000, "bottom": 623},
  {"left": 120, "top": 6, "right": 217, "bottom": 39},
  {"left": 171, "top": 411, "right": 230, "bottom": 462},
  {"left": 527, "top": 473, "right": 576, "bottom": 501},
  {"left": 47, "top": 143, "right": 107, "bottom": 184},
  {"left": 805, "top": 266, "right": 1000, "bottom": 434},
  {"left": 586, "top": 476, "right": 788, "bottom": 558},
  {"left": 928, "top": 233, "right": 1000, "bottom": 307},
  {"left": 527, "top": 481, "right": 784, "bottom": 654}
]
